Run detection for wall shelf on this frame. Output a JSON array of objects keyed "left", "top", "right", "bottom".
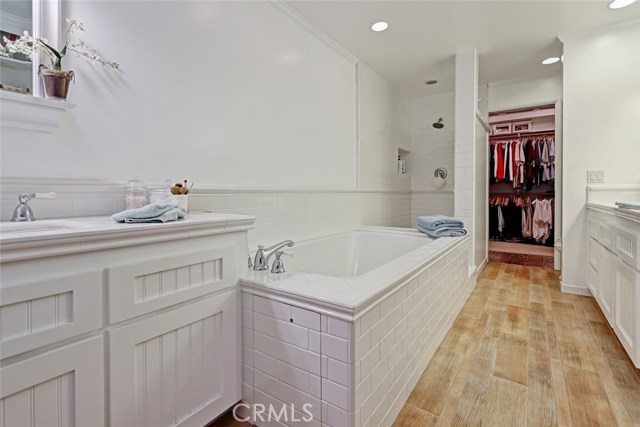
[{"left": 0, "top": 90, "right": 75, "bottom": 133}]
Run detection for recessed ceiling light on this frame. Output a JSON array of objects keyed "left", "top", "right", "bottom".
[
  {"left": 609, "top": 0, "right": 637, "bottom": 9},
  {"left": 542, "top": 57, "right": 560, "bottom": 65},
  {"left": 371, "top": 21, "right": 389, "bottom": 32},
  {"left": 424, "top": 80, "right": 438, "bottom": 85}
]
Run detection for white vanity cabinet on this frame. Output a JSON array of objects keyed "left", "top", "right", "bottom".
[
  {"left": 587, "top": 207, "right": 640, "bottom": 367},
  {"left": 0, "top": 213, "right": 254, "bottom": 427}
]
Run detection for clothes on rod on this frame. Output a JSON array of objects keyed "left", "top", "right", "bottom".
[
  {"left": 488, "top": 195, "right": 554, "bottom": 245},
  {"left": 489, "top": 136, "right": 555, "bottom": 190}
]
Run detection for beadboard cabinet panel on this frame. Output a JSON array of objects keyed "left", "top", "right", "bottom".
[
  {"left": 613, "top": 258, "right": 639, "bottom": 364},
  {"left": 109, "top": 290, "right": 238, "bottom": 427},
  {"left": 107, "top": 247, "right": 237, "bottom": 324},
  {"left": 0, "top": 336, "right": 104, "bottom": 427},
  {"left": 0, "top": 271, "right": 102, "bottom": 359}
]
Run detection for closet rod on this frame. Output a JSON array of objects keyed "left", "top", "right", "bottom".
[{"left": 490, "top": 130, "right": 555, "bottom": 139}]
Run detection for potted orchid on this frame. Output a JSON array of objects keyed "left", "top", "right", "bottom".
[{"left": 0, "top": 18, "right": 119, "bottom": 100}]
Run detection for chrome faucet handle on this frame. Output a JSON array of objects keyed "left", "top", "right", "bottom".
[
  {"left": 253, "top": 240, "right": 295, "bottom": 271},
  {"left": 271, "top": 251, "right": 293, "bottom": 274},
  {"left": 11, "top": 192, "right": 56, "bottom": 222}
]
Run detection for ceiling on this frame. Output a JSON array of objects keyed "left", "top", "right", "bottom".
[{"left": 286, "top": 0, "right": 640, "bottom": 98}]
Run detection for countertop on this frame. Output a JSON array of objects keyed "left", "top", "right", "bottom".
[
  {"left": 0, "top": 211, "right": 255, "bottom": 262},
  {"left": 586, "top": 202, "right": 640, "bottom": 222}
]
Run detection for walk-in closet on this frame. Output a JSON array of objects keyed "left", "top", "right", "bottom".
[{"left": 488, "top": 105, "right": 556, "bottom": 267}]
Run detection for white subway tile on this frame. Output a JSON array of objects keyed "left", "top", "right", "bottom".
[
  {"left": 328, "top": 317, "right": 351, "bottom": 339},
  {"left": 360, "top": 344, "right": 380, "bottom": 377},
  {"left": 321, "top": 333, "right": 350, "bottom": 363},
  {"left": 291, "top": 346, "right": 321, "bottom": 375},
  {"left": 328, "top": 357, "right": 351, "bottom": 388},
  {"left": 322, "top": 378, "right": 351, "bottom": 411},
  {"left": 309, "top": 330, "right": 321, "bottom": 354},
  {"left": 292, "top": 306, "right": 320, "bottom": 331},
  {"left": 254, "top": 295, "right": 292, "bottom": 321}
]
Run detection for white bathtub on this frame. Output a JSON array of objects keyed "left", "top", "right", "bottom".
[
  {"left": 285, "top": 229, "right": 433, "bottom": 278},
  {"left": 240, "top": 228, "right": 474, "bottom": 427}
]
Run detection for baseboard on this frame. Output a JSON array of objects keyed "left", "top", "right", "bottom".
[{"left": 561, "top": 282, "right": 592, "bottom": 296}]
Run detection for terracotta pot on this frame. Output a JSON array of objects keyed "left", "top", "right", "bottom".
[{"left": 39, "top": 66, "right": 75, "bottom": 101}]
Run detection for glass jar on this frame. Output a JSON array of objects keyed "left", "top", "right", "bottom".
[{"left": 124, "top": 177, "right": 148, "bottom": 210}]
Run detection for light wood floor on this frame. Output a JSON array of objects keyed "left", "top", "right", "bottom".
[{"left": 393, "top": 262, "right": 640, "bottom": 427}]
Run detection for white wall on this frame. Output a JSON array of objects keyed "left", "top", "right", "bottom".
[
  {"left": 409, "top": 92, "right": 455, "bottom": 225},
  {"left": 488, "top": 75, "right": 562, "bottom": 113},
  {"left": 0, "top": 1, "right": 412, "bottom": 240},
  {"left": 560, "top": 20, "right": 640, "bottom": 292},
  {"left": 1, "top": 1, "right": 356, "bottom": 189}
]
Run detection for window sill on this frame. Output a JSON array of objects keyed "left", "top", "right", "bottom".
[{"left": 0, "top": 90, "right": 75, "bottom": 133}]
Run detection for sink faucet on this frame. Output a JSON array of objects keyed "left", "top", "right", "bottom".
[
  {"left": 10, "top": 192, "right": 56, "bottom": 222},
  {"left": 253, "top": 240, "right": 294, "bottom": 271}
]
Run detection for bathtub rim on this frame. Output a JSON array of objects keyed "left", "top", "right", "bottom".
[{"left": 240, "top": 227, "right": 470, "bottom": 321}]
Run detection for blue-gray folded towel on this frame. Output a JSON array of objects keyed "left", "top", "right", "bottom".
[
  {"left": 615, "top": 201, "right": 640, "bottom": 210},
  {"left": 417, "top": 215, "right": 464, "bottom": 230},
  {"left": 112, "top": 203, "right": 186, "bottom": 223},
  {"left": 417, "top": 223, "right": 467, "bottom": 237}
]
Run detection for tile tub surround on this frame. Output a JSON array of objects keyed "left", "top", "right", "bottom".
[{"left": 241, "top": 235, "right": 472, "bottom": 427}]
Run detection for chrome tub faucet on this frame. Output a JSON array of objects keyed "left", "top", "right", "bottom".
[{"left": 253, "top": 240, "right": 294, "bottom": 271}]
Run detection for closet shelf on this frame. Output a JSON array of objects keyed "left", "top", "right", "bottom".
[{"left": 490, "top": 129, "right": 555, "bottom": 139}]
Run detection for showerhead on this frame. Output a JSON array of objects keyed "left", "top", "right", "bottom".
[{"left": 433, "top": 118, "right": 444, "bottom": 129}]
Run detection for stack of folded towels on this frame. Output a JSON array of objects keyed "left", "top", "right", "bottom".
[
  {"left": 112, "top": 203, "right": 186, "bottom": 223},
  {"left": 416, "top": 215, "right": 467, "bottom": 237}
]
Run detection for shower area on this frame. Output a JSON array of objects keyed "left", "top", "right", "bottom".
[{"left": 408, "top": 91, "right": 456, "bottom": 227}]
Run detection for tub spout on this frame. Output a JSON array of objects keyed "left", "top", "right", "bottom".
[{"left": 253, "top": 240, "right": 294, "bottom": 271}]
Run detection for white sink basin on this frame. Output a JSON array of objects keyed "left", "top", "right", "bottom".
[{"left": 0, "top": 220, "right": 94, "bottom": 235}]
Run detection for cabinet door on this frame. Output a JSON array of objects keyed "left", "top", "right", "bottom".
[
  {"left": 597, "top": 245, "right": 614, "bottom": 323},
  {"left": 0, "top": 336, "right": 105, "bottom": 427},
  {"left": 613, "top": 258, "right": 640, "bottom": 368},
  {"left": 109, "top": 290, "right": 239, "bottom": 427}
]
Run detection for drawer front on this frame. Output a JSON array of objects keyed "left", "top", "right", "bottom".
[
  {"left": 599, "top": 219, "right": 615, "bottom": 251},
  {"left": 615, "top": 225, "right": 640, "bottom": 271},
  {"left": 0, "top": 271, "right": 103, "bottom": 359},
  {"left": 597, "top": 245, "right": 614, "bottom": 323},
  {"left": 107, "top": 247, "right": 236, "bottom": 323},
  {"left": 588, "top": 214, "right": 600, "bottom": 240},
  {"left": 588, "top": 237, "right": 599, "bottom": 270}
]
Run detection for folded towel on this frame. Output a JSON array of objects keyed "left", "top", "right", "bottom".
[
  {"left": 112, "top": 203, "right": 187, "bottom": 223},
  {"left": 417, "top": 223, "right": 467, "bottom": 238},
  {"left": 615, "top": 201, "right": 640, "bottom": 210},
  {"left": 417, "top": 215, "right": 464, "bottom": 230}
]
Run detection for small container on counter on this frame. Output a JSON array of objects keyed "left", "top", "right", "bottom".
[
  {"left": 149, "top": 189, "right": 188, "bottom": 212},
  {"left": 124, "top": 177, "right": 148, "bottom": 210}
]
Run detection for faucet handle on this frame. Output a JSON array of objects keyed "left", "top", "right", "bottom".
[
  {"left": 271, "top": 250, "right": 293, "bottom": 274},
  {"left": 35, "top": 192, "right": 56, "bottom": 199}
]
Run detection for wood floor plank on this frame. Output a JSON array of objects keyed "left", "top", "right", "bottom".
[
  {"left": 527, "top": 348, "right": 557, "bottom": 427},
  {"left": 392, "top": 404, "right": 439, "bottom": 427},
  {"left": 603, "top": 357, "right": 640, "bottom": 424},
  {"left": 407, "top": 347, "right": 464, "bottom": 416},
  {"left": 551, "top": 359, "right": 573, "bottom": 427},
  {"left": 590, "top": 321, "right": 630, "bottom": 362},
  {"left": 481, "top": 376, "right": 527, "bottom": 427},
  {"left": 564, "top": 366, "right": 617, "bottom": 427},
  {"left": 529, "top": 302, "right": 548, "bottom": 331},
  {"left": 504, "top": 305, "right": 529, "bottom": 337},
  {"left": 494, "top": 332, "right": 528, "bottom": 386},
  {"left": 435, "top": 391, "right": 462, "bottom": 427}
]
